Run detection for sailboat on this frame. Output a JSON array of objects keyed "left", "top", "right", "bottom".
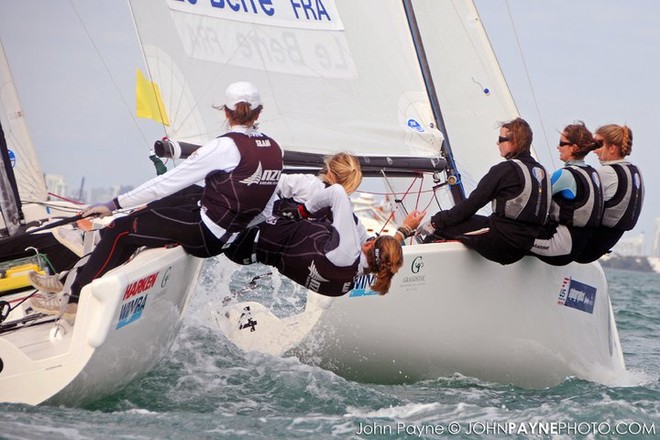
[
  {"left": 0, "top": 31, "right": 203, "bottom": 404},
  {"left": 124, "top": 0, "right": 627, "bottom": 388}
]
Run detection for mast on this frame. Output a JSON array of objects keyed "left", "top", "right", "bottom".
[
  {"left": 0, "top": 121, "right": 22, "bottom": 235},
  {"left": 402, "top": 0, "right": 465, "bottom": 203}
]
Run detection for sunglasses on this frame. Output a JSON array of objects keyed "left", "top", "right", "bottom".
[
  {"left": 498, "top": 136, "right": 510, "bottom": 143},
  {"left": 558, "top": 141, "right": 573, "bottom": 147}
]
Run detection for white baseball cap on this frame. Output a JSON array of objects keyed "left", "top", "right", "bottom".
[{"left": 224, "top": 81, "right": 261, "bottom": 111}]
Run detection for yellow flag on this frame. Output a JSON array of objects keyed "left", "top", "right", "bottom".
[{"left": 135, "top": 69, "right": 170, "bottom": 126}]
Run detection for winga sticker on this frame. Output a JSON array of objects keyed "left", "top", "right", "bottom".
[
  {"left": 349, "top": 274, "right": 377, "bottom": 297},
  {"left": 116, "top": 272, "right": 159, "bottom": 329},
  {"left": 557, "top": 277, "right": 597, "bottom": 314}
]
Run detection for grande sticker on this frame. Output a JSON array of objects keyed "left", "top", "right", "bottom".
[
  {"left": 557, "top": 277, "right": 596, "bottom": 314},
  {"left": 401, "top": 255, "right": 426, "bottom": 291},
  {"left": 116, "top": 272, "right": 159, "bottom": 329}
]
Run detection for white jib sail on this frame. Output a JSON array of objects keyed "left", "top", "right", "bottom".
[{"left": 0, "top": 40, "right": 49, "bottom": 226}]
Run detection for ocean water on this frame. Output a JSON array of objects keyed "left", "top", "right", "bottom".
[{"left": 1, "top": 262, "right": 658, "bottom": 440}]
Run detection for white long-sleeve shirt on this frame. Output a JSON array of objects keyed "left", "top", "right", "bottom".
[
  {"left": 297, "top": 183, "right": 368, "bottom": 271},
  {"left": 275, "top": 174, "right": 370, "bottom": 243},
  {"left": 117, "top": 125, "right": 274, "bottom": 238}
]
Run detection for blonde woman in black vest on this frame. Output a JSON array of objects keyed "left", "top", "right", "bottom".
[
  {"left": 226, "top": 152, "right": 423, "bottom": 296},
  {"left": 575, "top": 124, "right": 644, "bottom": 263}
]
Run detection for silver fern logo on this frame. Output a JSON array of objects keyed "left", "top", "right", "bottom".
[
  {"left": 239, "top": 162, "right": 263, "bottom": 186},
  {"left": 239, "top": 162, "right": 280, "bottom": 186}
]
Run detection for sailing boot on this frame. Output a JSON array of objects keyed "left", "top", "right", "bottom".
[
  {"left": 29, "top": 292, "right": 77, "bottom": 320},
  {"left": 28, "top": 271, "right": 64, "bottom": 293}
]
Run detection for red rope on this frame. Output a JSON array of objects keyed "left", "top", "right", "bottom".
[
  {"left": 375, "top": 176, "right": 419, "bottom": 235},
  {"left": 47, "top": 192, "right": 85, "bottom": 205}
]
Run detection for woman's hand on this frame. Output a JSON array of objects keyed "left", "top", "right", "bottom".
[
  {"left": 396, "top": 209, "right": 426, "bottom": 240},
  {"left": 82, "top": 200, "right": 118, "bottom": 218},
  {"left": 402, "top": 209, "right": 426, "bottom": 230}
]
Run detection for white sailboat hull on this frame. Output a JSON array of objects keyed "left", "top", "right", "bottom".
[
  {"left": 217, "top": 242, "right": 625, "bottom": 388},
  {"left": 0, "top": 246, "right": 202, "bottom": 406}
]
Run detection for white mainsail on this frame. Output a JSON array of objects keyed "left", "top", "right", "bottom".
[
  {"left": 128, "top": 0, "right": 443, "bottom": 158},
  {"left": 127, "top": 0, "right": 523, "bottom": 211}
]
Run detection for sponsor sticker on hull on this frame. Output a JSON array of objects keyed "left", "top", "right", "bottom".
[
  {"left": 116, "top": 272, "right": 159, "bottom": 329},
  {"left": 349, "top": 274, "right": 377, "bottom": 297},
  {"left": 557, "top": 277, "right": 597, "bottom": 314},
  {"left": 401, "top": 255, "right": 426, "bottom": 292}
]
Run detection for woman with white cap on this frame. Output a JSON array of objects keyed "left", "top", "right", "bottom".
[{"left": 30, "top": 82, "right": 283, "bottom": 316}]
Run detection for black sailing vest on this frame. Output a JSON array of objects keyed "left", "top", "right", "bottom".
[
  {"left": 202, "top": 132, "right": 283, "bottom": 232},
  {"left": 550, "top": 165, "right": 604, "bottom": 228},
  {"left": 492, "top": 159, "right": 551, "bottom": 225},
  {"left": 602, "top": 163, "right": 644, "bottom": 230},
  {"left": 257, "top": 219, "right": 360, "bottom": 297}
]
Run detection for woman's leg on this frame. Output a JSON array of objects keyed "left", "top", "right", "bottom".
[
  {"left": 70, "top": 204, "right": 220, "bottom": 299},
  {"left": 459, "top": 230, "right": 526, "bottom": 265},
  {"left": 431, "top": 215, "right": 490, "bottom": 240}
]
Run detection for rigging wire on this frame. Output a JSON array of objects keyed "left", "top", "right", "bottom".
[
  {"left": 371, "top": 171, "right": 446, "bottom": 236},
  {"left": 67, "top": 0, "right": 153, "bottom": 150},
  {"left": 504, "top": 0, "right": 558, "bottom": 170}
]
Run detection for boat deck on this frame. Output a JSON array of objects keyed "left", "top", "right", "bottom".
[{"left": 0, "top": 291, "right": 74, "bottom": 361}]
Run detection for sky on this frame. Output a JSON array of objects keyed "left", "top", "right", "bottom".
[
  {"left": 474, "top": 0, "right": 659, "bottom": 251},
  {"left": 0, "top": 0, "right": 657, "bottom": 251}
]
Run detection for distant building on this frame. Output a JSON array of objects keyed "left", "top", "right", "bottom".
[
  {"left": 652, "top": 217, "right": 660, "bottom": 258},
  {"left": 601, "top": 218, "right": 660, "bottom": 273},
  {"left": 118, "top": 185, "right": 134, "bottom": 195},
  {"left": 612, "top": 233, "right": 645, "bottom": 257},
  {"left": 44, "top": 174, "right": 67, "bottom": 198},
  {"left": 89, "top": 185, "right": 134, "bottom": 204}
]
